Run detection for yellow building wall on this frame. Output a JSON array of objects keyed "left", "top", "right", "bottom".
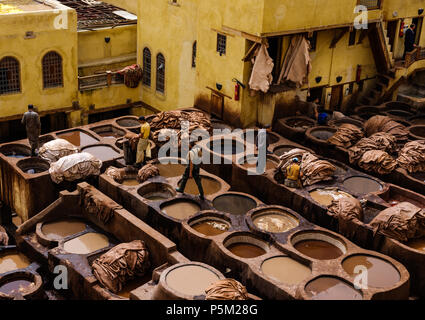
[
  {"left": 138, "top": 0, "right": 198, "bottom": 112},
  {"left": 0, "top": 9, "right": 78, "bottom": 119},
  {"left": 383, "top": 0, "right": 425, "bottom": 20}
]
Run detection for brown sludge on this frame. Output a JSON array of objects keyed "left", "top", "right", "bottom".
[
  {"left": 156, "top": 163, "right": 186, "bottom": 177},
  {"left": 0, "top": 280, "right": 35, "bottom": 296},
  {"left": 253, "top": 213, "right": 299, "bottom": 233},
  {"left": 227, "top": 243, "right": 266, "bottom": 258},
  {"left": 83, "top": 145, "right": 120, "bottom": 161},
  {"left": 63, "top": 233, "right": 109, "bottom": 255},
  {"left": 0, "top": 253, "right": 31, "bottom": 273},
  {"left": 261, "top": 256, "right": 311, "bottom": 285},
  {"left": 192, "top": 220, "right": 229, "bottom": 236},
  {"left": 58, "top": 130, "right": 98, "bottom": 147},
  {"left": 310, "top": 189, "right": 354, "bottom": 207},
  {"left": 294, "top": 240, "right": 343, "bottom": 260},
  {"left": 121, "top": 179, "right": 140, "bottom": 186},
  {"left": 181, "top": 177, "right": 221, "bottom": 196},
  {"left": 162, "top": 201, "right": 200, "bottom": 220},
  {"left": 41, "top": 220, "right": 86, "bottom": 240},
  {"left": 305, "top": 277, "right": 362, "bottom": 300},
  {"left": 343, "top": 176, "right": 382, "bottom": 194}
]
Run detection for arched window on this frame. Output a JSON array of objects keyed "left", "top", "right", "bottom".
[
  {"left": 156, "top": 53, "right": 165, "bottom": 94},
  {"left": 142, "top": 47, "right": 151, "bottom": 87},
  {"left": 192, "top": 41, "right": 197, "bottom": 68},
  {"left": 0, "top": 56, "right": 21, "bottom": 95},
  {"left": 42, "top": 51, "right": 63, "bottom": 88}
]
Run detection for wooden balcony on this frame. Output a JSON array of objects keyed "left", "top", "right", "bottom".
[{"left": 78, "top": 71, "right": 124, "bottom": 91}]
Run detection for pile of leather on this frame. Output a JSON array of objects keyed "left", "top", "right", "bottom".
[
  {"left": 300, "top": 152, "right": 336, "bottom": 186},
  {"left": 370, "top": 202, "right": 425, "bottom": 242},
  {"left": 149, "top": 110, "right": 212, "bottom": 146},
  {"left": 79, "top": 185, "right": 122, "bottom": 224},
  {"left": 137, "top": 163, "right": 159, "bottom": 182},
  {"left": 39, "top": 138, "right": 79, "bottom": 163},
  {"left": 328, "top": 197, "right": 364, "bottom": 222},
  {"left": 277, "top": 148, "right": 309, "bottom": 171},
  {"left": 205, "top": 279, "right": 249, "bottom": 300},
  {"left": 357, "top": 150, "right": 397, "bottom": 175},
  {"left": 0, "top": 226, "right": 8, "bottom": 246},
  {"left": 364, "top": 115, "right": 409, "bottom": 142},
  {"left": 327, "top": 124, "right": 364, "bottom": 148},
  {"left": 348, "top": 132, "right": 398, "bottom": 164},
  {"left": 92, "top": 240, "right": 150, "bottom": 294},
  {"left": 397, "top": 140, "right": 425, "bottom": 173},
  {"left": 105, "top": 167, "right": 127, "bottom": 182}
]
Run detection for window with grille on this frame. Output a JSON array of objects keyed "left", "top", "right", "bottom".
[
  {"left": 156, "top": 53, "right": 165, "bottom": 94},
  {"left": 0, "top": 56, "right": 21, "bottom": 95},
  {"left": 358, "top": 0, "right": 381, "bottom": 10},
  {"left": 192, "top": 41, "right": 197, "bottom": 68},
  {"left": 217, "top": 33, "right": 226, "bottom": 55},
  {"left": 42, "top": 51, "right": 63, "bottom": 88},
  {"left": 142, "top": 47, "right": 151, "bottom": 87}
]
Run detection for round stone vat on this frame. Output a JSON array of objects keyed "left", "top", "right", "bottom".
[
  {"left": 206, "top": 138, "right": 245, "bottom": 156},
  {"left": 56, "top": 129, "right": 99, "bottom": 147},
  {"left": 261, "top": 256, "right": 312, "bottom": 285},
  {"left": 354, "top": 106, "right": 381, "bottom": 114},
  {"left": 37, "top": 219, "right": 87, "bottom": 244},
  {"left": 155, "top": 158, "right": 186, "bottom": 178},
  {"left": 0, "top": 271, "right": 43, "bottom": 300},
  {"left": 138, "top": 182, "right": 176, "bottom": 201},
  {"left": 307, "top": 127, "right": 337, "bottom": 142},
  {"left": 284, "top": 117, "right": 315, "bottom": 130},
  {"left": 238, "top": 154, "right": 279, "bottom": 173},
  {"left": 273, "top": 145, "right": 305, "bottom": 157},
  {"left": 242, "top": 129, "right": 280, "bottom": 145},
  {"left": 177, "top": 175, "right": 222, "bottom": 196},
  {"left": 309, "top": 188, "right": 355, "bottom": 207},
  {"left": 212, "top": 193, "right": 257, "bottom": 216},
  {"left": 342, "top": 254, "right": 400, "bottom": 288},
  {"left": 343, "top": 176, "right": 383, "bottom": 195},
  {"left": 17, "top": 158, "right": 50, "bottom": 174},
  {"left": 381, "top": 101, "right": 412, "bottom": 112},
  {"left": 304, "top": 276, "right": 362, "bottom": 300},
  {"left": 404, "top": 237, "right": 425, "bottom": 252},
  {"left": 249, "top": 207, "right": 299, "bottom": 233},
  {"left": 81, "top": 145, "right": 121, "bottom": 162},
  {"left": 152, "top": 262, "right": 224, "bottom": 300},
  {"left": 0, "top": 249, "right": 31, "bottom": 274},
  {"left": 0, "top": 144, "right": 31, "bottom": 159},
  {"left": 160, "top": 199, "right": 201, "bottom": 220},
  {"left": 223, "top": 234, "right": 269, "bottom": 259},
  {"left": 408, "top": 125, "right": 425, "bottom": 140},
  {"left": 62, "top": 232, "right": 110, "bottom": 255},
  {"left": 385, "top": 110, "right": 414, "bottom": 118},
  {"left": 291, "top": 230, "right": 347, "bottom": 260},
  {"left": 121, "top": 177, "right": 140, "bottom": 186},
  {"left": 91, "top": 125, "right": 125, "bottom": 139},
  {"left": 188, "top": 214, "right": 231, "bottom": 237},
  {"left": 329, "top": 117, "right": 364, "bottom": 128},
  {"left": 408, "top": 115, "right": 425, "bottom": 125},
  {"left": 115, "top": 116, "right": 140, "bottom": 128}
]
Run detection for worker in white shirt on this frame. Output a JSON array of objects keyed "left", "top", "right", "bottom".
[{"left": 176, "top": 142, "right": 204, "bottom": 200}]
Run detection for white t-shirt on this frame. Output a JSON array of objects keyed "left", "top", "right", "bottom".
[{"left": 188, "top": 147, "right": 202, "bottom": 165}]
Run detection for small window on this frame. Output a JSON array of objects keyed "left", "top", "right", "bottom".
[
  {"left": 192, "top": 41, "right": 197, "bottom": 68},
  {"left": 349, "top": 29, "right": 357, "bottom": 46},
  {"left": 308, "top": 32, "right": 318, "bottom": 51},
  {"left": 156, "top": 53, "right": 165, "bottom": 93},
  {"left": 0, "top": 56, "right": 21, "bottom": 95},
  {"left": 142, "top": 47, "right": 151, "bottom": 87},
  {"left": 217, "top": 33, "right": 226, "bottom": 56},
  {"left": 42, "top": 51, "right": 63, "bottom": 88}
]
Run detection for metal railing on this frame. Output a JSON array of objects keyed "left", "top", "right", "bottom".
[
  {"left": 78, "top": 71, "right": 124, "bottom": 91},
  {"left": 405, "top": 47, "right": 425, "bottom": 68}
]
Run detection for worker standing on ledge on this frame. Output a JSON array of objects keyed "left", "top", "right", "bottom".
[
  {"left": 21, "top": 104, "right": 41, "bottom": 157},
  {"left": 284, "top": 158, "right": 303, "bottom": 189},
  {"left": 135, "top": 116, "right": 151, "bottom": 168},
  {"left": 176, "top": 143, "right": 205, "bottom": 200}
]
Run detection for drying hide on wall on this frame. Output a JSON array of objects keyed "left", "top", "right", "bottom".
[
  {"left": 248, "top": 44, "right": 274, "bottom": 93},
  {"left": 278, "top": 35, "right": 312, "bottom": 87}
]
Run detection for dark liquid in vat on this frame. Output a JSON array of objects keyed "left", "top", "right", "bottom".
[
  {"left": 227, "top": 243, "right": 266, "bottom": 258},
  {"left": 343, "top": 176, "right": 382, "bottom": 194},
  {"left": 58, "top": 131, "right": 98, "bottom": 147},
  {"left": 305, "top": 277, "right": 362, "bottom": 300},
  {"left": 0, "top": 280, "right": 35, "bottom": 296},
  {"left": 83, "top": 146, "right": 120, "bottom": 161},
  {"left": 192, "top": 220, "right": 229, "bottom": 236},
  {"left": 294, "top": 240, "right": 343, "bottom": 260}
]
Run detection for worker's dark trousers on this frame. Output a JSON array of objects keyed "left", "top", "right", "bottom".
[{"left": 178, "top": 165, "right": 204, "bottom": 197}]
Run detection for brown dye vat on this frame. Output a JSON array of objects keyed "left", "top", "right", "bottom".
[
  {"left": 41, "top": 220, "right": 86, "bottom": 240},
  {"left": 117, "top": 274, "right": 151, "bottom": 299},
  {"left": 286, "top": 118, "right": 314, "bottom": 129},
  {"left": 405, "top": 238, "right": 425, "bottom": 252},
  {"left": 17, "top": 158, "right": 50, "bottom": 174},
  {"left": 98, "top": 132, "right": 122, "bottom": 139},
  {"left": 343, "top": 176, "right": 382, "bottom": 195},
  {"left": 305, "top": 277, "right": 362, "bottom": 300},
  {"left": 386, "top": 110, "right": 414, "bottom": 118},
  {"left": 342, "top": 255, "right": 400, "bottom": 288},
  {"left": 0, "top": 253, "right": 30, "bottom": 274},
  {"left": 294, "top": 240, "right": 343, "bottom": 260},
  {"left": 227, "top": 243, "right": 266, "bottom": 259},
  {"left": 241, "top": 159, "right": 277, "bottom": 171},
  {"left": 57, "top": 130, "right": 98, "bottom": 147},
  {"left": 206, "top": 139, "right": 245, "bottom": 155},
  {"left": 122, "top": 179, "right": 140, "bottom": 186},
  {"left": 0, "top": 279, "right": 35, "bottom": 296},
  {"left": 179, "top": 177, "right": 221, "bottom": 196},
  {"left": 82, "top": 145, "right": 120, "bottom": 161},
  {"left": 166, "top": 265, "right": 220, "bottom": 296},
  {"left": 253, "top": 213, "right": 299, "bottom": 233},
  {"left": 213, "top": 194, "right": 257, "bottom": 216},
  {"left": 410, "top": 172, "right": 425, "bottom": 183},
  {"left": 310, "top": 189, "right": 354, "bottom": 207},
  {"left": 0, "top": 144, "right": 31, "bottom": 158},
  {"left": 311, "top": 129, "right": 336, "bottom": 140},
  {"left": 63, "top": 233, "right": 109, "bottom": 255},
  {"left": 116, "top": 118, "right": 140, "bottom": 127},
  {"left": 156, "top": 163, "right": 186, "bottom": 177},
  {"left": 274, "top": 146, "right": 297, "bottom": 157},
  {"left": 191, "top": 220, "right": 229, "bottom": 236},
  {"left": 161, "top": 201, "right": 201, "bottom": 220},
  {"left": 261, "top": 256, "right": 311, "bottom": 285}
]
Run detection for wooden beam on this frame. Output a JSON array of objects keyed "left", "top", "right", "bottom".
[
  {"left": 330, "top": 28, "right": 348, "bottom": 48},
  {"left": 242, "top": 42, "right": 260, "bottom": 62},
  {"left": 221, "top": 25, "right": 263, "bottom": 43}
]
